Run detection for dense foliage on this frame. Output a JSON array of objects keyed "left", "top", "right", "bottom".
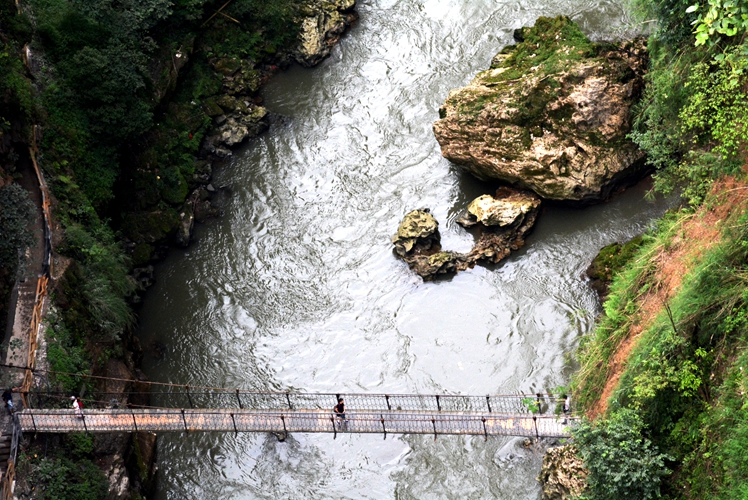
[
  {"left": 573, "top": 0, "right": 748, "bottom": 497},
  {"left": 573, "top": 409, "right": 670, "bottom": 500},
  {"left": 21, "top": 434, "right": 108, "bottom": 500}
]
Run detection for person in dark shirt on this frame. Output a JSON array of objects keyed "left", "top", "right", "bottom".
[
  {"left": 333, "top": 397, "right": 346, "bottom": 424},
  {"left": 2, "top": 388, "right": 14, "bottom": 415}
]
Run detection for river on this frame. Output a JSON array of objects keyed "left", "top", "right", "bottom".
[{"left": 136, "top": 1, "right": 670, "bottom": 498}]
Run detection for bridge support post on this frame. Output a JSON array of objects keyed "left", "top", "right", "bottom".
[
  {"left": 286, "top": 393, "right": 292, "bottom": 410},
  {"left": 431, "top": 418, "right": 437, "bottom": 441},
  {"left": 186, "top": 386, "right": 193, "bottom": 408},
  {"left": 533, "top": 415, "right": 539, "bottom": 442},
  {"left": 29, "top": 412, "right": 37, "bottom": 433},
  {"left": 330, "top": 417, "right": 336, "bottom": 439},
  {"left": 435, "top": 395, "right": 441, "bottom": 412},
  {"left": 380, "top": 415, "right": 386, "bottom": 440},
  {"left": 235, "top": 389, "right": 243, "bottom": 409},
  {"left": 385, "top": 395, "right": 391, "bottom": 410},
  {"left": 81, "top": 414, "right": 88, "bottom": 435},
  {"left": 481, "top": 417, "right": 488, "bottom": 442},
  {"left": 230, "top": 413, "right": 238, "bottom": 434},
  {"left": 486, "top": 396, "right": 492, "bottom": 413},
  {"left": 181, "top": 409, "right": 188, "bottom": 433},
  {"left": 131, "top": 410, "right": 138, "bottom": 433}
]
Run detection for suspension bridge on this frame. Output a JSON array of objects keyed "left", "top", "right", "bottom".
[{"left": 12, "top": 389, "right": 576, "bottom": 439}]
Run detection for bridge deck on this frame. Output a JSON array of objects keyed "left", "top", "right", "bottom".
[{"left": 18, "top": 409, "right": 575, "bottom": 438}]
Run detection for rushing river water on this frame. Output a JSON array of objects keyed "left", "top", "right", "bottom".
[{"left": 136, "top": 1, "right": 671, "bottom": 498}]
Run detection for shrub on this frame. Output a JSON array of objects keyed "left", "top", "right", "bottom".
[{"left": 573, "top": 409, "right": 671, "bottom": 500}]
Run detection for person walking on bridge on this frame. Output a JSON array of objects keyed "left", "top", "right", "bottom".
[
  {"left": 333, "top": 397, "right": 346, "bottom": 427},
  {"left": 71, "top": 396, "right": 83, "bottom": 419}
]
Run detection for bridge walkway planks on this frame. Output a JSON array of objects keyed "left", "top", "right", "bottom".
[{"left": 17, "top": 409, "right": 576, "bottom": 438}]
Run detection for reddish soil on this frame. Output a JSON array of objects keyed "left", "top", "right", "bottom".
[{"left": 588, "top": 177, "right": 748, "bottom": 419}]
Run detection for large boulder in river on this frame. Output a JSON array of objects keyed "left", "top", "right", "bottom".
[
  {"left": 294, "top": 0, "right": 358, "bottom": 67},
  {"left": 433, "top": 16, "right": 648, "bottom": 202}
]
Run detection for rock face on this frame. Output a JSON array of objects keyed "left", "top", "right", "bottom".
[
  {"left": 393, "top": 188, "right": 540, "bottom": 279},
  {"left": 537, "top": 445, "right": 588, "bottom": 500},
  {"left": 433, "top": 16, "right": 648, "bottom": 202},
  {"left": 462, "top": 187, "right": 541, "bottom": 265},
  {"left": 294, "top": 0, "right": 358, "bottom": 67}
]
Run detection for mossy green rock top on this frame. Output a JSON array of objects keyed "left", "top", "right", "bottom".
[{"left": 433, "top": 16, "right": 648, "bottom": 201}]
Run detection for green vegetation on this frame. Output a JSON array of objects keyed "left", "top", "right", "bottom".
[
  {"left": 574, "top": 409, "right": 671, "bottom": 500},
  {"left": 572, "top": 0, "right": 748, "bottom": 495},
  {"left": 20, "top": 434, "right": 108, "bottom": 500}
]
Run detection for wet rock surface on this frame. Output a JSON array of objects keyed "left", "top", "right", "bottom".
[
  {"left": 433, "top": 16, "right": 648, "bottom": 202},
  {"left": 293, "top": 0, "right": 358, "bottom": 67},
  {"left": 538, "top": 444, "right": 588, "bottom": 500},
  {"left": 393, "top": 188, "right": 540, "bottom": 279}
]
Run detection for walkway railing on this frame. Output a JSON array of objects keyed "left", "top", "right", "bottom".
[
  {"left": 18, "top": 408, "right": 577, "bottom": 439},
  {"left": 27, "top": 390, "right": 569, "bottom": 417}
]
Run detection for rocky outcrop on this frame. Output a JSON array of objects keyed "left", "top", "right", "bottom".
[
  {"left": 462, "top": 187, "right": 541, "bottom": 264},
  {"left": 293, "top": 0, "right": 358, "bottom": 67},
  {"left": 393, "top": 188, "right": 540, "bottom": 279},
  {"left": 538, "top": 445, "right": 588, "bottom": 500},
  {"left": 433, "top": 16, "right": 648, "bottom": 202}
]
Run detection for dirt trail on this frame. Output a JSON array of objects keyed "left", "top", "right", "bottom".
[{"left": 588, "top": 177, "right": 748, "bottom": 419}]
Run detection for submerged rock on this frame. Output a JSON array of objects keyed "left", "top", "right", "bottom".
[
  {"left": 537, "top": 445, "right": 588, "bottom": 500},
  {"left": 433, "top": 16, "right": 648, "bottom": 202},
  {"left": 393, "top": 188, "right": 540, "bottom": 279}
]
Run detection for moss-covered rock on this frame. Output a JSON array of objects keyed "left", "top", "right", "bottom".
[
  {"left": 433, "top": 16, "right": 649, "bottom": 202},
  {"left": 586, "top": 235, "right": 644, "bottom": 300},
  {"left": 122, "top": 210, "right": 179, "bottom": 245}
]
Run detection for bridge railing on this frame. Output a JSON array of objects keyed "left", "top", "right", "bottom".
[
  {"left": 18, "top": 408, "right": 578, "bottom": 438},
  {"left": 26, "top": 389, "right": 571, "bottom": 416}
]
